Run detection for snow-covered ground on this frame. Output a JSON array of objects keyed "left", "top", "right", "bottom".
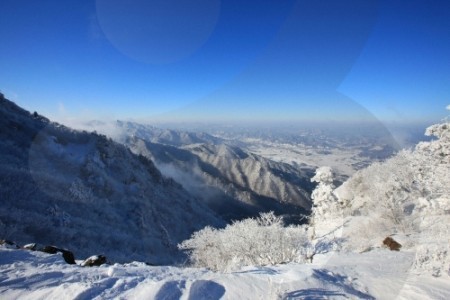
[
  {"left": 1, "top": 245, "right": 448, "bottom": 299},
  {"left": 244, "top": 140, "right": 363, "bottom": 178}
]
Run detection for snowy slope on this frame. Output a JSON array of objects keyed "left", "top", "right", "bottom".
[
  {"left": 308, "top": 113, "right": 450, "bottom": 280},
  {"left": 1, "top": 245, "right": 449, "bottom": 299},
  {"left": 0, "top": 95, "right": 223, "bottom": 264}
]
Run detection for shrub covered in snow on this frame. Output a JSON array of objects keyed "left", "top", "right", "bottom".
[
  {"left": 178, "top": 212, "right": 310, "bottom": 271},
  {"left": 412, "top": 243, "right": 450, "bottom": 277}
]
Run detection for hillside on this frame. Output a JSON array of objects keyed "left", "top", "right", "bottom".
[
  {"left": 309, "top": 110, "right": 450, "bottom": 278},
  {"left": 0, "top": 95, "right": 223, "bottom": 264},
  {"left": 88, "top": 121, "right": 315, "bottom": 223}
]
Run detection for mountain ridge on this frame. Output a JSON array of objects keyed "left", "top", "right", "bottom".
[{"left": 101, "top": 121, "right": 315, "bottom": 223}]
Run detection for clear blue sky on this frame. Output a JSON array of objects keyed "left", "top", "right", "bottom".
[{"left": 0, "top": 0, "right": 449, "bottom": 124}]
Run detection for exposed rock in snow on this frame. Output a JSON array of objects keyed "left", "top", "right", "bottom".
[
  {"left": 81, "top": 255, "right": 107, "bottom": 267},
  {"left": 383, "top": 237, "right": 402, "bottom": 251}
]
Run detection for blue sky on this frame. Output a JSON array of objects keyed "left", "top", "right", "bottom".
[{"left": 0, "top": 0, "right": 449, "bottom": 124}]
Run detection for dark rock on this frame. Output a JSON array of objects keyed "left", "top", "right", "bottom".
[
  {"left": 15, "top": 242, "right": 76, "bottom": 265},
  {"left": 37, "top": 245, "right": 76, "bottom": 264},
  {"left": 0, "top": 239, "right": 20, "bottom": 248},
  {"left": 60, "top": 249, "right": 76, "bottom": 264},
  {"left": 40, "top": 245, "right": 59, "bottom": 254},
  {"left": 383, "top": 237, "right": 402, "bottom": 251},
  {"left": 81, "top": 255, "right": 107, "bottom": 267}
]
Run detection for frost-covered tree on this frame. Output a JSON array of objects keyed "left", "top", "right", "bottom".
[
  {"left": 411, "top": 118, "right": 450, "bottom": 205},
  {"left": 69, "top": 179, "right": 94, "bottom": 203},
  {"left": 310, "top": 167, "right": 341, "bottom": 218},
  {"left": 307, "top": 166, "right": 347, "bottom": 254},
  {"left": 178, "top": 212, "right": 310, "bottom": 271}
]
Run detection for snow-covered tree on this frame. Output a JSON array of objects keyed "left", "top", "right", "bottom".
[
  {"left": 310, "top": 167, "right": 341, "bottom": 218},
  {"left": 69, "top": 179, "right": 94, "bottom": 203},
  {"left": 306, "top": 166, "right": 348, "bottom": 255},
  {"left": 178, "top": 212, "right": 310, "bottom": 272},
  {"left": 411, "top": 118, "right": 450, "bottom": 205}
]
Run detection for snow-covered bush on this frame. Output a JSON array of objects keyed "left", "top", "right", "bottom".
[
  {"left": 413, "top": 244, "right": 450, "bottom": 277},
  {"left": 178, "top": 212, "right": 310, "bottom": 272}
]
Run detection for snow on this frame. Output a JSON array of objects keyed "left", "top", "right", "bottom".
[
  {"left": 245, "top": 140, "right": 361, "bottom": 178},
  {"left": 1, "top": 245, "right": 448, "bottom": 299}
]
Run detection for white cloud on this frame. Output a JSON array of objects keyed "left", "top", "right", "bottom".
[{"left": 58, "top": 102, "right": 67, "bottom": 115}]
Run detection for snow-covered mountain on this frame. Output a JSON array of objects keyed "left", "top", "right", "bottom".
[
  {"left": 88, "top": 121, "right": 315, "bottom": 223},
  {"left": 0, "top": 95, "right": 224, "bottom": 264}
]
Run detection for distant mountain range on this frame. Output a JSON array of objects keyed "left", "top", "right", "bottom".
[
  {"left": 99, "top": 121, "right": 315, "bottom": 223},
  {"left": 113, "top": 120, "right": 224, "bottom": 147}
]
